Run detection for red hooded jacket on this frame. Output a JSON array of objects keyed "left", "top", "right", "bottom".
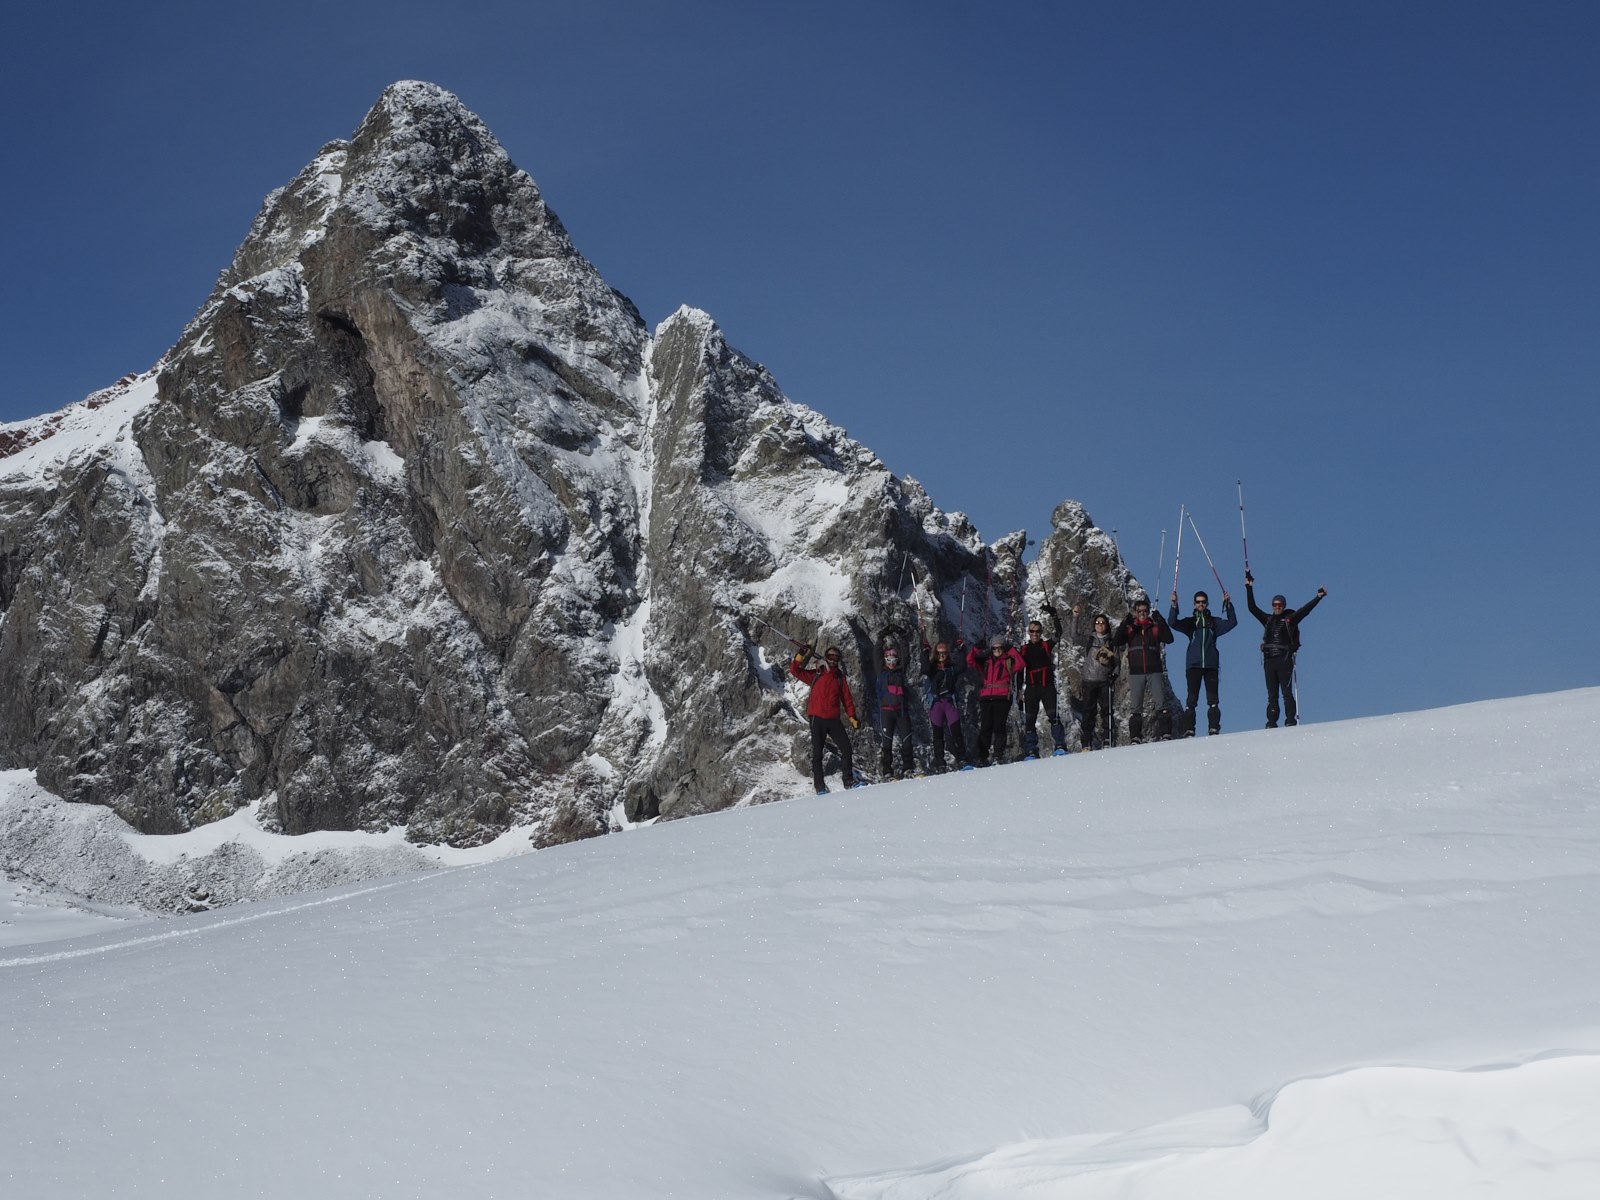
[{"left": 791, "top": 656, "right": 858, "bottom": 720}]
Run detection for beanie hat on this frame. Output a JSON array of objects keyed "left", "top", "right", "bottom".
[{"left": 1272, "top": 594, "right": 1287, "bottom": 607}]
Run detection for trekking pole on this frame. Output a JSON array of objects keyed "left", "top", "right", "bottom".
[
  {"left": 749, "top": 612, "right": 806, "bottom": 647},
  {"left": 1155, "top": 528, "right": 1167, "bottom": 608},
  {"left": 1171, "top": 505, "right": 1186, "bottom": 603},
  {"left": 1185, "top": 513, "right": 1228, "bottom": 596},
  {"left": 897, "top": 550, "right": 911, "bottom": 596},
  {"left": 1237, "top": 480, "right": 1252, "bottom": 579}
]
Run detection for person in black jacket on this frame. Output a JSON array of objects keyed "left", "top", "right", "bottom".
[
  {"left": 1245, "top": 573, "right": 1327, "bottom": 728},
  {"left": 1017, "top": 604, "right": 1068, "bottom": 757},
  {"left": 1113, "top": 596, "right": 1174, "bottom": 743},
  {"left": 1168, "top": 589, "right": 1238, "bottom": 736},
  {"left": 920, "top": 639, "right": 971, "bottom": 773}
]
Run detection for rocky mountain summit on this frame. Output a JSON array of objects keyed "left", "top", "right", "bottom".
[{"left": 0, "top": 82, "right": 1155, "bottom": 854}]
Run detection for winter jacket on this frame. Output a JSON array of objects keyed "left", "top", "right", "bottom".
[
  {"left": 1017, "top": 609, "right": 1063, "bottom": 693},
  {"left": 791, "top": 656, "right": 857, "bottom": 720},
  {"left": 967, "top": 645, "right": 1025, "bottom": 698},
  {"left": 1245, "top": 585, "right": 1322, "bottom": 658},
  {"left": 1167, "top": 600, "right": 1238, "bottom": 670},
  {"left": 875, "top": 668, "right": 911, "bottom": 716},
  {"left": 1113, "top": 611, "right": 1173, "bottom": 675},
  {"left": 1071, "top": 612, "right": 1118, "bottom": 684},
  {"left": 921, "top": 644, "right": 967, "bottom": 704}
]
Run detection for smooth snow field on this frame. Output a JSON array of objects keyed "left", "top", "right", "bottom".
[{"left": 3, "top": 690, "right": 1598, "bottom": 1198}]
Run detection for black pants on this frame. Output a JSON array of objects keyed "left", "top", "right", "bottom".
[
  {"left": 1022, "top": 686, "right": 1067, "bottom": 755},
  {"left": 809, "top": 715, "right": 856, "bottom": 790},
  {"left": 1184, "top": 667, "right": 1220, "bottom": 735},
  {"left": 1079, "top": 679, "right": 1112, "bottom": 747},
  {"left": 975, "top": 696, "right": 1012, "bottom": 764},
  {"left": 878, "top": 707, "right": 915, "bottom": 776},
  {"left": 1263, "top": 655, "right": 1296, "bottom": 727}
]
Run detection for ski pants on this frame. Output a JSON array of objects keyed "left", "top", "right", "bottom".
[
  {"left": 1079, "top": 680, "right": 1112, "bottom": 747},
  {"left": 809, "top": 715, "right": 856, "bottom": 790},
  {"left": 1124, "top": 672, "right": 1165, "bottom": 742},
  {"left": 1022, "top": 685, "right": 1067, "bottom": 755},
  {"left": 1263, "top": 654, "right": 1296, "bottom": 727},
  {"left": 878, "top": 706, "right": 914, "bottom": 776},
  {"left": 975, "top": 696, "right": 1012, "bottom": 764},
  {"left": 1184, "top": 667, "right": 1221, "bottom": 735},
  {"left": 928, "top": 697, "right": 968, "bottom": 770}
]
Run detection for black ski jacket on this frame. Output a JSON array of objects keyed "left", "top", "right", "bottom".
[
  {"left": 1246, "top": 584, "right": 1322, "bottom": 658},
  {"left": 1017, "top": 609, "right": 1063, "bottom": 693},
  {"left": 1114, "top": 611, "right": 1173, "bottom": 675}
]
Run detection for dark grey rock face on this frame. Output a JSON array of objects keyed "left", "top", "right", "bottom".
[{"left": 0, "top": 82, "right": 1149, "bottom": 848}]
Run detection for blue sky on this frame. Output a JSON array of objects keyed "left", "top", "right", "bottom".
[{"left": 4, "top": 1, "right": 1596, "bottom": 724}]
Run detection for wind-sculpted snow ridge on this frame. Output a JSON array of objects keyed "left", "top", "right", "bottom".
[
  {"left": 0, "top": 81, "right": 1152, "bottom": 890},
  {"left": 825, "top": 1057, "right": 1600, "bottom": 1199}
]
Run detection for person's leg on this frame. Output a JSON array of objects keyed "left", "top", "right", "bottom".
[
  {"left": 810, "top": 717, "right": 828, "bottom": 790},
  {"left": 1204, "top": 669, "right": 1220, "bottom": 734},
  {"left": 1022, "top": 691, "right": 1042, "bottom": 756},
  {"left": 1126, "top": 673, "right": 1150, "bottom": 742},
  {"left": 1045, "top": 689, "right": 1066, "bottom": 750},
  {"left": 1283, "top": 657, "right": 1299, "bottom": 725},
  {"left": 1263, "top": 659, "right": 1281, "bottom": 727},
  {"left": 831, "top": 718, "right": 856, "bottom": 785}
]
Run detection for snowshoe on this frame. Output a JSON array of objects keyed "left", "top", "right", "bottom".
[
  {"left": 1052, "top": 748, "right": 1069, "bottom": 757},
  {"left": 958, "top": 763, "right": 977, "bottom": 772}
]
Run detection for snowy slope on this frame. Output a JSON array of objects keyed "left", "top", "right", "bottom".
[{"left": 3, "top": 690, "right": 1599, "bottom": 1199}]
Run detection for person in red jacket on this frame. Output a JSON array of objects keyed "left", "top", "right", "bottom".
[
  {"left": 966, "top": 636, "right": 1026, "bottom": 766},
  {"left": 790, "top": 644, "right": 860, "bottom": 793}
]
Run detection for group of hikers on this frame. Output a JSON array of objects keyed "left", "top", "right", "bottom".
[{"left": 788, "top": 574, "right": 1327, "bottom": 794}]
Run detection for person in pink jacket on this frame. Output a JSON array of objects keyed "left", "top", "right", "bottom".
[{"left": 966, "top": 636, "right": 1025, "bottom": 766}]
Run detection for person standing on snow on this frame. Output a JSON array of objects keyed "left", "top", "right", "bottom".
[
  {"left": 790, "top": 644, "right": 860, "bottom": 793},
  {"left": 1071, "top": 605, "right": 1117, "bottom": 749},
  {"left": 874, "top": 641, "right": 917, "bottom": 780},
  {"left": 1245, "top": 574, "right": 1327, "bottom": 728},
  {"left": 1017, "top": 604, "right": 1069, "bottom": 757},
  {"left": 1168, "top": 588, "right": 1238, "bottom": 736},
  {"left": 921, "top": 638, "right": 972, "bottom": 773},
  {"left": 967, "top": 636, "right": 1025, "bottom": 766},
  {"left": 1113, "top": 597, "right": 1174, "bottom": 743}
]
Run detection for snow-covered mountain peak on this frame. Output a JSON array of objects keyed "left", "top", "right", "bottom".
[{"left": 0, "top": 82, "right": 1147, "bottom": 862}]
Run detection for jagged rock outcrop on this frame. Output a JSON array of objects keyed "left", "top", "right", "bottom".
[{"left": 0, "top": 82, "right": 1155, "bottom": 849}]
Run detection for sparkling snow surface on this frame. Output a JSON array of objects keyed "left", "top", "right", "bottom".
[{"left": 3, "top": 690, "right": 1599, "bottom": 1199}]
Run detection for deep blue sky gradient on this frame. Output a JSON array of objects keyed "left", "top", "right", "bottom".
[{"left": 4, "top": 1, "right": 1597, "bottom": 723}]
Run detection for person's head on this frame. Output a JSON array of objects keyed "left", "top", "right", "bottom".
[
  {"left": 824, "top": 646, "right": 843, "bottom": 666},
  {"left": 1193, "top": 591, "right": 1209, "bottom": 611},
  {"left": 1133, "top": 598, "right": 1151, "bottom": 618},
  {"left": 883, "top": 646, "right": 900, "bottom": 668},
  {"left": 1271, "top": 595, "right": 1287, "bottom": 611},
  {"left": 933, "top": 641, "right": 950, "bottom": 661},
  {"left": 1027, "top": 620, "right": 1043, "bottom": 642},
  {"left": 1093, "top": 613, "right": 1110, "bottom": 633}
]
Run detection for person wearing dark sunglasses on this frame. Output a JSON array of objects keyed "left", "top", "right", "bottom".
[
  {"left": 790, "top": 644, "right": 861, "bottom": 793},
  {"left": 1168, "top": 588, "right": 1238, "bottom": 737},
  {"left": 1244, "top": 573, "right": 1328, "bottom": 728}
]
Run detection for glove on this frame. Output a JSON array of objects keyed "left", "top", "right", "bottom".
[
  {"left": 1244, "top": 572, "right": 1254, "bottom": 586},
  {"left": 1041, "top": 602, "right": 1057, "bottom": 616},
  {"left": 847, "top": 715, "right": 860, "bottom": 730}
]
